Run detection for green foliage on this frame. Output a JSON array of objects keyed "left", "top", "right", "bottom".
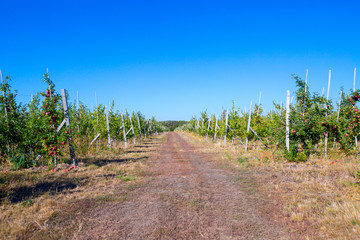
[
  {"left": 186, "top": 74, "right": 360, "bottom": 161},
  {"left": 0, "top": 71, "right": 163, "bottom": 169},
  {"left": 159, "top": 121, "right": 188, "bottom": 131},
  {"left": 283, "top": 143, "right": 308, "bottom": 162},
  {"left": 9, "top": 152, "right": 33, "bottom": 170}
]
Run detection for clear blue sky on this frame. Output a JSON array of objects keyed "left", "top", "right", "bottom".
[{"left": 1, "top": 0, "right": 359, "bottom": 121}]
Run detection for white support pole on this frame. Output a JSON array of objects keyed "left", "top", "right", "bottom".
[
  {"left": 224, "top": 110, "right": 229, "bottom": 144},
  {"left": 356, "top": 136, "right": 358, "bottom": 159},
  {"left": 245, "top": 101, "right": 253, "bottom": 151},
  {"left": 353, "top": 69, "right": 358, "bottom": 157},
  {"left": 1, "top": 70, "right": 9, "bottom": 153},
  {"left": 354, "top": 68, "right": 357, "bottom": 92},
  {"left": 214, "top": 115, "right": 218, "bottom": 142},
  {"left": 0, "top": 70, "right": 7, "bottom": 117},
  {"left": 137, "top": 115, "right": 142, "bottom": 140},
  {"left": 61, "top": 89, "right": 76, "bottom": 166},
  {"left": 337, "top": 91, "right": 342, "bottom": 122},
  {"left": 121, "top": 112, "right": 127, "bottom": 148},
  {"left": 303, "top": 69, "right": 309, "bottom": 117},
  {"left": 326, "top": 70, "right": 331, "bottom": 100},
  {"left": 144, "top": 121, "right": 147, "bottom": 138},
  {"left": 286, "top": 91, "right": 290, "bottom": 152},
  {"left": 90, "top": 133, "right": 101, "bottom": 146},
  {"left": 95, "top": 92, "right": 99, "bottom": 151},
  {"left": 305, "top": 69, "right": 308, "bottom": 93},
  {"left": 77, "top": 91, "right": 79, "bottom": 111},
  {"left": 105, "top": 105, "right": 111, "bottom": 150},
  {"left": 257, "top": 91, "right": 261, "bottom": 113},
  {"left": 47, "top": 68, "right": 52, "bottom": 98},
  {"left": 325, "top": 70, "right": 331, "bottom": 160},
  {"left": 130, "top": 116, "right": 136, "bottom": 145},
  {"left": 333, "top": 91, "right": 343, "bottom": 148},
  {"left": 206, "top": 119, "right": 211, "bottom": 141},
  {"left": 77, "top": 91, "right": 80, "bottom": 132}
]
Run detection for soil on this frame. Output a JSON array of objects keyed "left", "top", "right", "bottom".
[{"left": 42, "top": 132, "right": 300, "bottom": 239}]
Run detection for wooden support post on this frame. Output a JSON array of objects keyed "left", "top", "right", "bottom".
[
  {"left": 61, "top": 89, "right": 76, "bottom": 166},
  {"left": 224, "top": 110, "right": 229, "bottom": 144},
  {"left": 245, "top": 101, "right": 253, "bottom": 151},
  {"left": 325, "top": 70, "right": 331, "bottom": 160},
  {"left": 356, "top": 136, "right": 358, "bottom": 159},
  {"left": 105, "top": 105, "right": 111, "bottom": 150},
  {"left": 137, "top": 115, "right": 142, "bottom": 140},
  {"left": 354, "top": 68, "right": 357, "bottom": 92},
  {"left": 95, "top": 92, "right": 99, "bottom": 151},
  {"left": 333, "top": 91, "right": 343, "bottom": 148},
  {"left": 214, "top": 115, "right": 218, "bottom": 142},
  {"left": 77, "top": 91, "right": 80, "bottom": 132},
  {"left": 149, "top": 120, "right": 152, "bottom": 135},
  {"left": 206, "top": 119, "right": 211, "bottom": 141},
  {"left": 305, "top": 69, "right": 308, "bottom": 93},
  {"left": 90, "top": 133, "right": 101, "bottom": 146},
  {"left": 303, "top": 69, "right": 309, "bottom": 117},
  {"left": 1, "top": 70, "right": 10, "bottom": 153},
  {"left": 354, "top": 69, "right": 358, "bottom": 157},
  {"left": 0, "top": 70, "right": 7, "bottom": 117},
  {"left": 286, "top": 91, "right": 290, "bottom": 152},
  {"left": 121, "top": 112, "right": 127, "bottom": 148},
  {"left": 47, "top": 68, "right": 52, "bottom": 98},
  {"left": 130, "top": 116, "right": 136, "bottom": 145},
  {"left": 144, "top": 121, "right": 147, "bottom": 138},
  {"left": 250, "top": 126, "right": 269, "bottom": 149}
]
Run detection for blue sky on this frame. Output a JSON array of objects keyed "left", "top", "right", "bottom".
[{"left": 1, "top": 0, "right": 360, "bottom": 120}]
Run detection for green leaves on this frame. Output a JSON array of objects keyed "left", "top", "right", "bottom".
[
  {"left": 188, "top": 74, "right": 360, "bottom": 160},
  {"left": 0, "top": 71, "right": 162, "bottom": 169}
]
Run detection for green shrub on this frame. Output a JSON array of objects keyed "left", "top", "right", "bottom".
[{"left": 9, "top": 153, "right": 32, "bottom": 170}]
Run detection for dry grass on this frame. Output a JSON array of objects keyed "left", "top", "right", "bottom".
[
  {"left": 181, "top": 131, "right": 360, "bottom": 239},
  {"left": 0, "top": 135, "right": 165, "bottom": 239}
]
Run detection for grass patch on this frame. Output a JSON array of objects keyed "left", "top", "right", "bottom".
[
  {"left": 116, "top": 174, "right": 136, "bottom": 182},
  {"left": 182, "top": 131, "right": 360, "bottom": 239},
  {"left": 237, "top": 157, "right": 249, "bottom": 168},
  {"left": 0, "top": 134, "right": 164, "bottom": 239}
]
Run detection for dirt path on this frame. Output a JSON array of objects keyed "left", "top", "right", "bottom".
[{"left": 51, "top": 132, "right": 293, "bottom": 239}]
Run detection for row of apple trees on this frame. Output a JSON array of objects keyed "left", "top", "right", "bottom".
[
  {"left": 0, "top": 72, "right": 164, "bottom": 169},
  {"left": 185, "top": 75, "right": 360, "bottom": 161}
]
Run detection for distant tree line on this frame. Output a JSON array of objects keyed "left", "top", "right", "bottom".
[{"left": 160, "top": 121, "right": 188, "bottom": 131}]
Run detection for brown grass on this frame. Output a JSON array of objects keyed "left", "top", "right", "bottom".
[
  {"left": 0, "top": 135, "right": 165, "bottom": 239},
  {"left": 181, "top": 131, "right": 360, "bottom": 239}
]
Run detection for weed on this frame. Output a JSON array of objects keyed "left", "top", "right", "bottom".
[
  {"left": 95, "top": 194, "right": 115, "bottom": 202},
  {"left": 225, "top": 151, "right": 232, "bottom": 159},
  {"left": 9, "top": 153, "right": 33, "bottom": 170},
  {"left": 116, "top": 175, "right": 136, "bottom": 182},
  {"left": 237, "top": 157, "right": 249, "bottom": 167},
  {"left": 20, "top": 199, "right": 33, "bottom": 207}
]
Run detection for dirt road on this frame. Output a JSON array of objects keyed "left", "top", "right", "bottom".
[{"left": 50, "top": 132, "right": 293, "bottom": 239}]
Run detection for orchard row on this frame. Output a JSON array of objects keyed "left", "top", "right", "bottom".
[
  {"left": 0, "top": 71, "right": 165, "bottom": 169},
  {"left": 183, "top": 75, "right": 360, "bottom": 161}
]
